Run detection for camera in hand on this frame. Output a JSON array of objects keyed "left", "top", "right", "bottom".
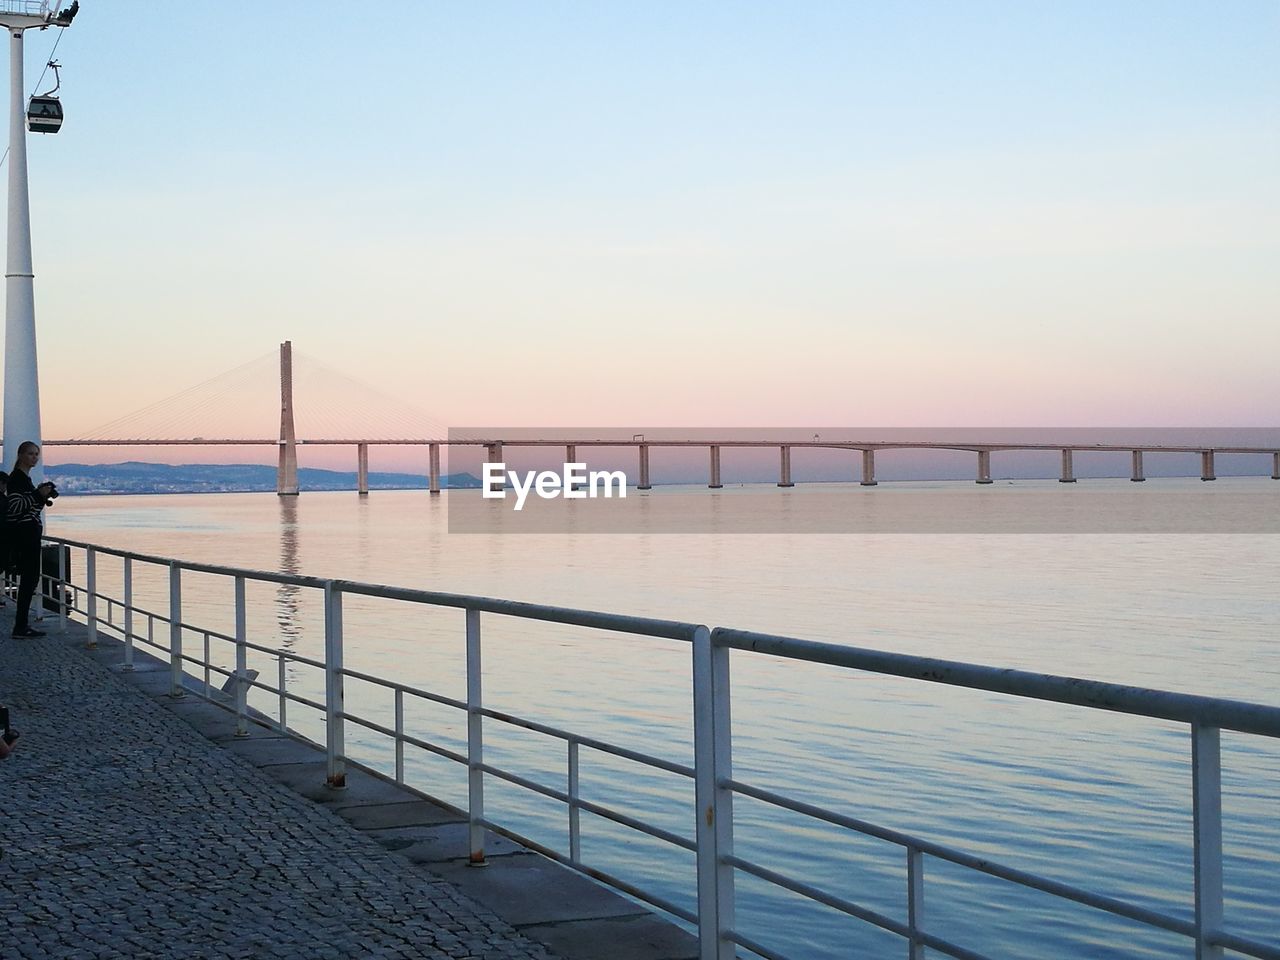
[{"left": 44, "top": 481, "right": 58, "bottom": 506}]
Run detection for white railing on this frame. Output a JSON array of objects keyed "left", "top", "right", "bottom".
[{"left": 40, "top": 536, "right": 1280, "bottom": 960}]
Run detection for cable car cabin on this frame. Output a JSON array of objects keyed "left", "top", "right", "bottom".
[{"left": 27, "top": 97, "right": 63, "bottom": 134}]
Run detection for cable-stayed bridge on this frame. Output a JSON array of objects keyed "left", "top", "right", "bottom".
[{"left": 43, "top": 343, "right": 1280, "bottom": 494}]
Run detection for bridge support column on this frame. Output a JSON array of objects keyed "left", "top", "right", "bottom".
[
  {"left": 428, "top": 443, "right": 441, "bottom": 494},
  {"left": 860, "top": 449, "right": 877, "bottom": 486},
  {"left": 778, "top": 446, "right": 794, "bottom": 487},
  {"left": 1060, "top": 449, "right": 1076, "bottom": 483},
  {"left": 709, "top": 445, "right": 722, "bottom": 488},
  {"left": 357, "top": 443, "right": 369, "bottom": 496},
  {"left": 1273, "top": 452, "right": 1279, "bottom": 480},
  {"left": 1131, "top": 450, "right": 1145, "bottom": 482},
  {"left": 637, "top": 444, "right": 651, "bottom": 490},
  {"left": 976, "top": 450, "right": 993, "bottom": 484},
  {"left": 1201, "top": 450, "right": 1216, "bottom": 482},
  {"left": 485, "top": 442, "right": 504, "bottom": 491},
  {"left": 566, "top": 445, "right": 583, "bottom": 492}
]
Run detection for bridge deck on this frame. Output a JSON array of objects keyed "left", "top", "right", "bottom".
[{"left": 0, "top": 612, "right": 694, "bottom": 960}]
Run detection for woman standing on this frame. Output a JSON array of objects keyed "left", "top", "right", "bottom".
[{"left": 7, "top": 441, "right": 55, "bottom": 638}]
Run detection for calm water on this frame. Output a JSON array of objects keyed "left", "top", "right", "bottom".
[{"left": 49, "top": 480, "right": 1280, "bottom": 959}]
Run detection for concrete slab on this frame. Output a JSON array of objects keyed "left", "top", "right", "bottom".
[
  {"left": 334, "top": 799, "right": 464, "bottom": 831},
  {"left": 218, "top": 734, "right": 328, "bottom": 768},
  {"left": 159, "top": 694, "right": 240, "bottom": 732},
  {"left": 363, "top": 822, "right": 523, "bottom": 862},
  {"left": 205, "top": 717, "right": 292, "bottom": 743},
  {"left": 428, "top": 853, "right": 646, "bottom": 926},
  {"left": 523, "top": 914, "right": 698, "bottom": 960},
  {"left": 259, "top": 761, "right": 415, "bottom": 807}
]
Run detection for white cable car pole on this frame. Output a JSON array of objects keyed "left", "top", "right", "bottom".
[{"left": 1, "top": 1, "right": 75, "bottom": 481}]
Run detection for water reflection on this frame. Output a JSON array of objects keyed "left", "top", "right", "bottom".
[{"left": 276, "top": 496, "right": 302, "bottom": 646}]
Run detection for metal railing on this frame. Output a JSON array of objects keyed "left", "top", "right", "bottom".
[{"left": 39, "top": 535, "right": 1280, "bottom": 960}]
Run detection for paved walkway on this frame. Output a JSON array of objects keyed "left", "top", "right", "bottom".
[{"left": 0, "top": 612, "right": 562, "bottom": 960}]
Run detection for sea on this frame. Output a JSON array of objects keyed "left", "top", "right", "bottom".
[{"left": 48, "top": 479, "right": 1280, "bottom": 960}]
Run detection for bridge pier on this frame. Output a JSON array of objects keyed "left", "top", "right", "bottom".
[
  {"left": 1274, "top": 452, "right": 1279, "bottom": 480},
  {"left": 860, "top": 449, "right": 877, "bottom": 486},
  {"left": 566, "top": 445, "right": 583, "bottom": 492},
  {"left": 428, "top": 443, "right": 440, "bottom": 494},
  {"left": 357, "top": 443, "right": 370, "bottom": 495},
  {"left": 1131, "top": 450, "right": 1145, "bottom": 482},
  {"left": 1060, "top": 449, "right": 1076, "bottom": 483},
  {"left": 709, "top": 445, "right": 722, "bottom": 489},
  {"left": 976, "top": 450, "right": 993, "bottom": 484},
  {"left": 637, "top": 444, "right": 651, "bottom": 490},
  {"left": 1201, "top": 450, "right": 1216, "bottom": 481},
  {"left": 778, "top": 446, "right": 794, "bottom": 487},
  {"left": 485, "top": 443, "right": 504, "bottom": 491}
]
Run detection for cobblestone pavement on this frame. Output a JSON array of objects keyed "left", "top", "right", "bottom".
[{"left": 0, "top": 622, "right": 561, "bottom": 960}]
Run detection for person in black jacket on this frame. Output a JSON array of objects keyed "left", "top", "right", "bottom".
[
  {"left": 0, "top": 470, "right": 8, "bottom": 606},
  {"left": 7, "top": 441, "right": 55, "bottom": 638}
]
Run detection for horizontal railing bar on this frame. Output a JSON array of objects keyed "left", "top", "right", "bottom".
[
  {"left": 280, "top": 691, "right": 326, "bottom": 713},
  {"left": 737, "top": 783, "right": 1192, "bottom": 942},
  {"left": 479, "top": 707, "right": 696, "bottom": 778},
  {"left": 724, "top": 853, "right": 915, "bottom": 942},
  {"left": 915, "top": 931, "right": 998, "bottom": 960},
  {"left": 241, "top": 640, "right": 325, "bottom": 668},
  {"left": 473, "top": 816, "right": 698, "bottom": 926},
  {"left": 66, "top": 592, "right": 324, "bottom": 670},
  {"left": 337, "top": 581, "right": 700, "bottom": 641},
  {"left": 729, "top": 778, "right": 1195, "bottom": 936},
  {"left": 172, "top": 622, "right": 329, "bottom": 669},
  {"left": 47, "top": 535, "right": 701, "bottom": 642},
  {"left": 721, "top": 928, "right": 794, "bottom": 960},
  {"left": 477, "top": 762, "right": 697, "bottom": 853},
  {"left": 1210, "top": 929, "right": 1280, "bottom": 960},
  {"left": 715, "top": 629, "right": 1280, "bottom": 737},
  {"left": 339, "top": 667, "right": 468, "bottom": 711},
  {"left": 62, "top": 586, "right": 166, "bottom": 626},
  {"left": 339, "top": 712, "right": 468, "bottom": 766},
  {"left": 727, "top": 853, "right": 992, "bottom": 960}
]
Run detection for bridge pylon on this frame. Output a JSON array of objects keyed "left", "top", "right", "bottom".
[{"left": 277, "top": 341, "right": 299, "bottom": 496}]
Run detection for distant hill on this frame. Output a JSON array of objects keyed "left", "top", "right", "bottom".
[{"left": 44, "top": 462, "right": 481, "bottom": 495}]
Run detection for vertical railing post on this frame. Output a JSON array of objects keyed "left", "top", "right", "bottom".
[
  {"left": 1192, "top": 723, "right": 1224, "bottom": 960},
  {"left": 121, "top": 556, "right": 134, "bottom": 670},
  {"left": 568, "top": 739, "right": 581, "bottom": 862},
  {"left": 466, "top": 607, "right": 486, "bottom": 864},
  {"left": 394, "top": 687, "right": 405, "bottom": 783},
  {"left": 324, "top": 581, "right": 346, "bottom": 788},
  {"left": 694, "top": 626, "right": 736, "bottom": 960},
  {"left": 277, "top": 653, "right": 287, "bottom": 731},
  {"left": 56, "top": 543, "right": 67, "bottom": 633},
  {"left": 85, "top": 547, "right": 98, "bottom": 649},
  {"left": 168, "top": 562, "right": 184, "bottom": 698},
  {"left": 234, "top": 575, "right": 248, "bottom": 737},
  {"left": 907, "top": 847, "right": 925, "bottom": 959},
  {"left": 203, "top": 631, "right": 212, "bottom": 696}
]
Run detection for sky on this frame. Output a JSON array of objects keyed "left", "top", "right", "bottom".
[{"left": 10, "top": 1, "right": 1280, "bottom": 468}]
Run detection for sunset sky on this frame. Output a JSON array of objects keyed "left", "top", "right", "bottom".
[{"left": 13, "top": 2, "right": 1279, "bottom": 470}]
